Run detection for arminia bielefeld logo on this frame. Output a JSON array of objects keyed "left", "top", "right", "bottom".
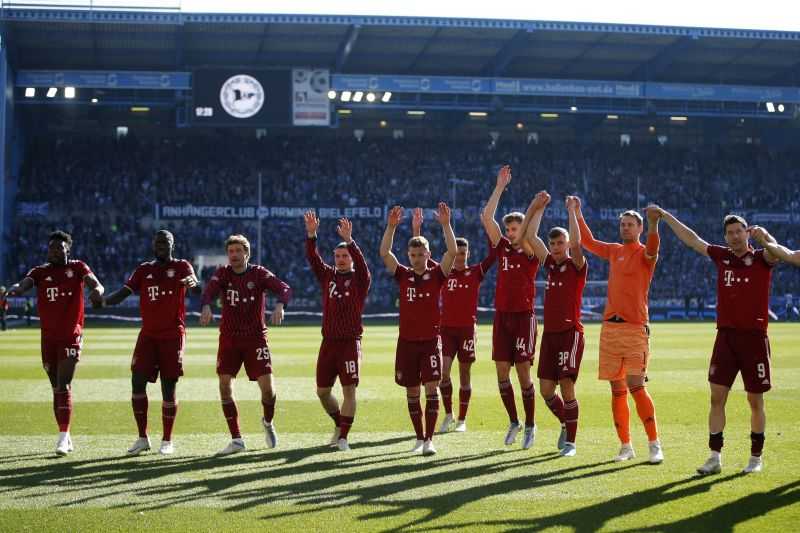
[{"left": 219, "top": 74, "right": 265, "bottom": 119}]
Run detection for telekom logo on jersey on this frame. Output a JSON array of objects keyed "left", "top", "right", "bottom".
[
  {"left": 227, "top": 289, "right": 241, "bottom": 306},
  {"left": 724, "top": 270, "right": 735, "bottom": 287},
  {"left": 147, "top": 286, "right": 160, "bottom": 301},
  {"left": 406, "top": 287, "right": 416, "bottom": 302},
  {"left": 447, "top": 279, "right": 458, "bottom": 291},
  {"left": 723, "top": 269, "right": 750, "bottom": 288},
  {"left": 45, "top": 287, "right": 59, "bottom": 302}
]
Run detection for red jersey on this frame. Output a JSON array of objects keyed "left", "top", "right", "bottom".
[
  {"left": 543, "top": 255, "right": 588, "bottom": 333},
  {"left": 25, "top": 260, "right": 92, "bottom": 340},
  {"left": 125, "top": 259, "right": 194, "bottom": 340},
  {"left": 306, "top": 237, "right": 371, "bottom": 339},
  {"left": 201, "top": 264, "right": 292, "bottom": 338},
  {"left": 494, "top": 236, "right": 540, "bottom": 312},
  {"left": 394, "top": 263, "right": 447, "bottom": 341},
  {"left": 441, "top": 253, "right": 496, "bottom": 327},
  {"left": 707, "top": 245, "right": 773, "bottom": 332}
]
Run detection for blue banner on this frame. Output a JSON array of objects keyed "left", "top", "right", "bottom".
[
  {"left": 647, "top": 83, "right": 800, "bottom": 103},
  {"left": 17, "top": 202, "right": 49, "bottom": 217},
  {"left": 332, "top": 74, "right": 643, "bottom": 98},
  {"left": 333, "top": 74, "right": 798, "bottom": 103},
  {"left": 16, "top": 71, "right": 191, "bottom": 90}
]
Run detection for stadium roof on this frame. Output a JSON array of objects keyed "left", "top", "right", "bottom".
[{"left": 3, "top": 9, "right": 800, "bottom": 87}]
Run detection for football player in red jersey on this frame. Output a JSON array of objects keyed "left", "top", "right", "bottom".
[
  {"left": 100, "top": 230, "right": 199, "bottom": 456},
  {"left": 380, "top": 203, "right": 457, "bottom": 455},
  {"left": 200, "top": 234, "right": 292, "bottom": 456},
  {"left": 8, "top": 230, "right": 104, "bottom": 456},
  {"left": 304, "top": 213, "right": 371, "bottom": 451},
  {"left": 481, "top": 165, "right": 541, "bottom": 450},
  {"left": 411, "top": 208, "right": 496, "bottom": 433},
  {"left": 516, "top": 192, "right": 587, "bottom": 457},
  {"left": 654, "top": 207, "right": 779, "bottom": 475}
]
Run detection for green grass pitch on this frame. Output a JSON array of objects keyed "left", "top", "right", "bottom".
[{"left": 0, "top": 322, "right": 798, "bottom": 532}]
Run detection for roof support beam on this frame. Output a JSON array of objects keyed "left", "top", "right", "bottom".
[
  {"left": 629, "top": 35, "right": 696, "bottom": 81},
  {"left": 335, "top": 24, "right": 361, "bottom": 72},
  {"left": 405, "top": 28, "right": 441, "bottom": 73},
  {"left": 482, "top": 28, "right": 531, "bottom": 76}
]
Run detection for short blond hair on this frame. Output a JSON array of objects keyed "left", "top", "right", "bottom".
[
  {"left": 225, "top": 234, "right": 251, "bottom": 255},
  {"left": 408, "top": 236, "right": 430, "bottom": 251},
  {"left": 502, "top": 212, "right": 525, "bottom": 225}
]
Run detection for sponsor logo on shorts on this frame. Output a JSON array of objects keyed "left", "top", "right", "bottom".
[{"left": 762, "top": 378, "right": 770, "bottom": 385}]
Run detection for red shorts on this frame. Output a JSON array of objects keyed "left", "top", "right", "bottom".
[
  {"left": 710, "top": 329, "right": 772, "bottom": 393},
  {"left": 132, "top": 332, "right": 185, "bottom": 383},
  {"left": 395, "top": 337, "right": 442, "bottom": 387},
  {"left": 217, "top": 334, "right": 272, "bottom": 381},
  {"left": 537, "top": 329, "right": 584, "bottom": 382},
  {"left": 440, "top": 325, "right": 477, "bottom": 364},
  {"left": 492, "top": 311, "right": 536, "bottom": 364},
  {"left": 317, "top": 338, "right": 362, "bottom": 388},
  {"left": 41, "top": 334, "right": 82, "bottom": 373}
]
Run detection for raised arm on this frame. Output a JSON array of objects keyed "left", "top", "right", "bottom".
[
  {"left": 380, "top": 206, "right": 403, "bottom": 275},
  {"left": 651, "top": 205, "right": 709, "bottom": 257},
  {"left": 435, "top": 202, "right": 458, "bottom": 276},
  {"left": 304, "top": 210, "right": 332, "bottom": 282},
  {"left": 643, "top": 205, "right": 661, "bottom": 262},
  {"left": 481, "top": 165, "right": 511, "bottom": 247},
  {"left": 412, "top": 208, "right": 423, "bottom": 238},
  {"left": 574, "top": 197, "right": 612, "bottom": 260},
  {"left": 759, "top": 240, "right": 799, "bottom": 266},
  {"left": 338, "top": 218, "right": 371, "bottom": 287},
  {"left": 566, "top": 196, "right": 586, "bottom": 269},
  {"left": 748, "top": 225, "right": 781, "bottom": 265},
  {"left": 412, "top": 208, "right": 436, "bottom": 268},
  {"left": 517, "top": 191, "right": 550, "bottom": 263}
]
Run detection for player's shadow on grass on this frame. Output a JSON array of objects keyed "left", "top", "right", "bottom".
[
  {"left": 0, "top": 436, "right": 458, "bottom": 507},
  {"left": 225, "top": 453, "right": 627, "bottom": 527},
  {"left": 413, "top": 472, "right": 799, "bottom": 533},
  {"left": 619, "top": 478, "right": 800, "bottom": 533}
]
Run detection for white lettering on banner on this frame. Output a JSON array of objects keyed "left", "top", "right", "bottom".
[{"left": 160, "top": 204, "right": 388, "bottom": 219}]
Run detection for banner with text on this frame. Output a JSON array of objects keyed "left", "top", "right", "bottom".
[{"left": 157, "top": 204, "right": 386, "bottom": 220}]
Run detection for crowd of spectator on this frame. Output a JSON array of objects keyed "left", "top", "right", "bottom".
[{"left": 6, "top": 134, "right": 800, "bottom": 314}]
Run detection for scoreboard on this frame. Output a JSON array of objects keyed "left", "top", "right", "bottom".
[{"left": 191, "top": 68, "right": 330, "bottom": 127}]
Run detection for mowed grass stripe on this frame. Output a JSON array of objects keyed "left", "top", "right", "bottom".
[
  {"left": 0, "top": 427, "right": 798, "bottom": 533},
  {"left": 0, "top": 323, "right": 798, "bottom": 531},
  {"left": 1, "top": 390, "right": 799, "bottom": 436}
]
